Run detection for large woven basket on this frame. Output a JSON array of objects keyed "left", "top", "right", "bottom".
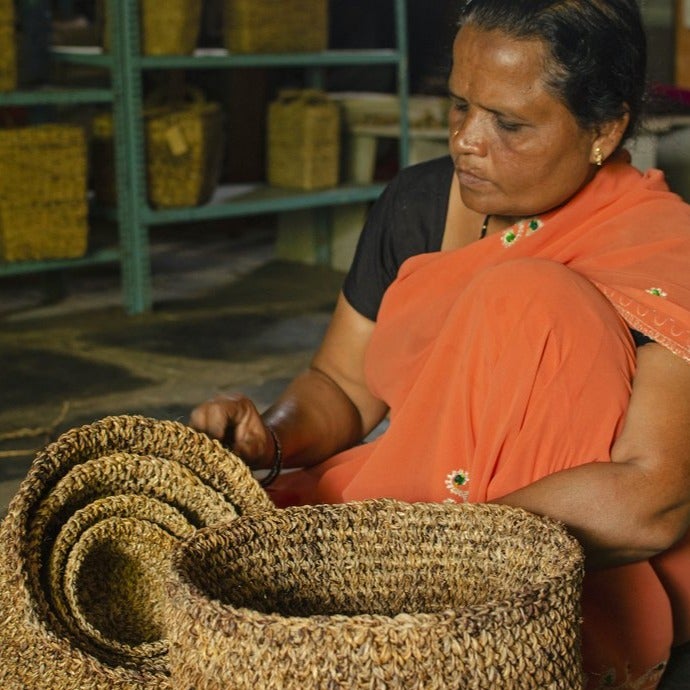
[
  {"left": 92, "top": 96, "right": 224, "bottom": 209},
  {"left": 0, "top": 0, "right": 16, "bottom": 92},
  {"left": 224, "top": 0, "right": 328, "bottom": 53},
  {"left": 0, "top": 124, "right": 88, "bottom": 261},
  {"left": 267, "top": 89, "right": 341, "bottom": 190},
  {"left": 101, "top": 0, "right": 203, "bottom": 55},
  {"left": 0, "top": 415, "right": 273, "bottom": 690},
  {"left": 165, "top": 500, "right": 585, "bottom": 689}
]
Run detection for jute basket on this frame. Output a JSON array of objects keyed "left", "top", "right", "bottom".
[
  {"left": 0, "top": 3, "right": 16, "bottom": 93},
  {"left": 165, "top": 500, "right": 586, "bottom": 689},
  {"left": 0, "top": 415, "right": 273, "bottom": 690},
  {"left": 92, "top": 94, "right": 224, "bottom": 209},
  {"left": 267, "top": 89, "right": 341, "bottom": 190},
  {"left": 0, "top": 124, "right": 88, "bottom": 261},
  {"left": 101, "top": 0, "right": 203, "bottom": 55},
  {"left": 0, "top": 200, "right": 88, "bottom": 261},
  {"left": 224, "top": 0, "right": 328, "bottom": 53}
]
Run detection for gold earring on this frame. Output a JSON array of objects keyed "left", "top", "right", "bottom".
[{"left": 594, "top": 147, "right": 604, "bottom": 167}]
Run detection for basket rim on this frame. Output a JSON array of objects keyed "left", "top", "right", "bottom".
[{"left": 169, "top": 499, "right": 584, "bottom": 629}]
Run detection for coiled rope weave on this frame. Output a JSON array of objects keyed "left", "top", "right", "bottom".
[
  {"left": 0, "top": 414, "right": 273, "bottom": 690},
  {"left": 165, "top": 500, "right": 586, "bottom": 690}
]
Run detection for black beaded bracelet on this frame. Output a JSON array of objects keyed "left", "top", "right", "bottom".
[{"left": 260, "top": 426, "right": 282, "bottom": 487}]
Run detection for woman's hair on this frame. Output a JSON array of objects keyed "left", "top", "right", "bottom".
[{"left": 457, "top": 0, "right": 647, "bottom": 144}]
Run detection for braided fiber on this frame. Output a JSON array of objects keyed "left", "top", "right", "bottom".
[
  {"left": 0, "top": 414, "right": 272, "bottom": 690},
  {"left": 166, "top": 500, "right": 585, "bottom": 689}
]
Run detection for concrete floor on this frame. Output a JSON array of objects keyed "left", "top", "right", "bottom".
[{"left": 0, "top": 224, "right": 345, "bottom": 515}]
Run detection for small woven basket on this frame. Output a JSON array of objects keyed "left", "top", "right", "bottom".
[
  {"left": 267, "top": 89, "right": 341, "bottom": 190},
  {"left": 224, "top": 0, "right": 328, "bottom": 53},
  {"left": 0, "top": 124, "right": 88, "bottom": 261},
  {"left": 101, "top": 0, "right": 203, "bottom": 55},
  {"left": 0, "top": 415, "right": 273, "bottom": 690},
  {"left": 92, "top": 94, "right": 224, "bottom": 209},
  {"left": 165, "top": 500, "right": 585, "bottom": 689}
]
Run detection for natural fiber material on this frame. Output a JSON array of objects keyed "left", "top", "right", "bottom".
[
  {"left": 224, "top": 0, "right": 328, "bottom": 53},
  {"left": 0, "top": 415, "right": 272, "bottom": 690},
  {"left": 102, "top": 0, "right": 202, "bottom": 55},
  {"left": 0, "top": 13, "right": 16, "bottom": 92},
  {"left": 267, "top": 89, "right": 341, "bottom": 191},
  {"left": 165, "top": 500, "right": 585, "bottom": 689},
  {"left": 92, "top": 97, "right": 224, "bottom": 209},
  {"left": 0, "top": 124, "right": 88, "bottom": 261}
]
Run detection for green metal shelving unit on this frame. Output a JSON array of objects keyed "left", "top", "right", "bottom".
[{"left": 1, "top": 0, "right": 410, "bottom": 314}]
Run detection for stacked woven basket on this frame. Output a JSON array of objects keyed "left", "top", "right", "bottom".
[
  {"left": 0, "top": 124, "right": 89, "bottom": 262},
  {"left": 0, "top": 0, "right": 15, "bottom": 91},
  {"left": 0, "top": 415, "right": 585, "bottom": 689}
]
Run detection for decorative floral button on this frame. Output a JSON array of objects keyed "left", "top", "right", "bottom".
[
  {"left": 445, "top": 469, "right": 470, "bottom": 501},
  {"left": 646, "top": 287, "right": 667, "bottom": 298}
]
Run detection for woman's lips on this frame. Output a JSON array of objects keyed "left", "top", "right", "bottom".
[{"left": 457, "top": 168, "right": 489, "bottom": 188}]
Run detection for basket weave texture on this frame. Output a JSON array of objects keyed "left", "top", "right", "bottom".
[
  {"left": 267, "top": 89, "right": 341, "bottom": 190},
  {"left": 165, "top": 500, "right": 586, "bottom": 690},
  {"left": 0, "top": 0, "right": 16, "bottom": 92},
  {"left": 0, "top": 124, "right": 88, "bottom": 261},
  {"left": 224, "top": 0, "right": 328, "bottom": 53},
  {"left": 92, "top": 97, "right": 224, "bottom": 209},
  {"left": 0, "top": 414, "right": 272, "bottom": 690},
  {"left": 102, "top": 0, "right": 203, "bottom": 55}
]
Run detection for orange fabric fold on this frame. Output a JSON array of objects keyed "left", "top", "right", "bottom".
[{"left": 271, "top": 156, "right": 690, "bottom": 688}]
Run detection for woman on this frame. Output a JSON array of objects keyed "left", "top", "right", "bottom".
[{"left": 191, "top": 1, "right": 690, "bottom": 687}]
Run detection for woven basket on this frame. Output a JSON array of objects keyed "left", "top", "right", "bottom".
[
  {"left": 0, "top": 200, "right": 88, "bottom": 261},
  {"left": 0, "top": 124, "right": 88, "bottom": 261},
  {"left": 165, "top": 500, "right": 585, "bottom": 689},
  {"left": 224, "top": 0, "right": 328, "bottom": 53},
  {"left": 0, "top": 16, "right": 16, "bottom": 92},
  {"left": 267, "top": 89, "right": 341, "bottom": 190},
  {"left": 92, "top": 96, "right": 224, "bottom": 209},
  {"left": 0, "top": 415, "right": 273, "bottom": 690},
  {"left": 101, "top": 0, "right": 202, "bottom": 55}
]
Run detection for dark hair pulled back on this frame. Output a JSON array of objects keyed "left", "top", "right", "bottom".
[{"left": 457, "top": 0, "right": 647, "bottom": 144}]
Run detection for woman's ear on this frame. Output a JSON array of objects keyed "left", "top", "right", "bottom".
[{"left": 590, "top": 109, "right": 630, "bottom": 165}]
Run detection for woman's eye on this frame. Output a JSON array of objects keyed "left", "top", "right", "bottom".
[{"left": 497, "top": 119, "right": 522, "bottom": 132}]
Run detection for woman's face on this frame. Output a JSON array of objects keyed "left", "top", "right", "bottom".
[{"left": 448, "top": 23, "right": 599, "bottom": 219}]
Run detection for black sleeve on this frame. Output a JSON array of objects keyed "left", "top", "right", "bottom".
[
  {"left": 342, "top": 156, "right": 453, "bottom": 321},
  {"left": 630, "top": 328, "right": 655, "bottom": 347}
]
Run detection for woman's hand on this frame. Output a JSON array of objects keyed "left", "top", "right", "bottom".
[{"left": 190, "top": 394, "right": 276, "bottom": 470}]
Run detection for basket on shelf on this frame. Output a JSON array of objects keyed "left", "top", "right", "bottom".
[
  {"left": 267, "top": 89, "right": 341, "bottom": 191},
  {"left": 223, "top": 0, "right": 328, "bottom": 53},
  {"left": 91, "top": 91, "right": 224, "bottom": 209},
  {"left": 0, "top": 0, "right": 16, "bottom": 92},
  {"left": 0, "top": 415, "right": 273, "bottom": 690},
  {"left": 0, "top": 124, "right": 88, "bottom": 262},
  {"left": 101, "top": 0, "right": 203, "bottom": 56},
  {"left": 165, "top": 500, "right": 586, "bottom": 690}
]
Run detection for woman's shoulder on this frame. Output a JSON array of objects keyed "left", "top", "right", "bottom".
[{"left": 393, "top": 155, "right": 454, "bottom": 189}]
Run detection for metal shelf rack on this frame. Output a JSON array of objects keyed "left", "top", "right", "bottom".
[{"left": 1, "top": 0, "right": 410, "bottom": 314}]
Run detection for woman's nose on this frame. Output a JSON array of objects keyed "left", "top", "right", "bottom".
[{"left": 449, "top": 114, "right": 487, "bottom": 157}]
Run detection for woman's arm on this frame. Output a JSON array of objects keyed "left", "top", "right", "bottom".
[
  {"left": 495, "top": 343, "right": 690, "bottom": 569},
  {"left": 190, "top": 293, "right": 389, "bottom": 471}
]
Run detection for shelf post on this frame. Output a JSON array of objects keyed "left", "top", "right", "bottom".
[
  {"left": 109, "top": 0, "right": 152, "bottom": 314},
  {"left": 394, "top": 0, "right": 410, "bottom": 170}
]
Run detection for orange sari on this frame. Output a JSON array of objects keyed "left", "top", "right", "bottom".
[{"left": 272, "top": 154, "right": 690, "bottom": 689}]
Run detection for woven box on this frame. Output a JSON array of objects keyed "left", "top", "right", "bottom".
[
  {"left": 101, "top": 0, "right": 203, "bottom": 55},
  {"left": 0, "top": 124, "right": 88, "bottom": 261},
  {"left": 165, "top": 500, "right": 585, "bottom": 690},
  {"left": 0, "top": 415, "right": 273, "bottom": 690},
  {"left": 267, "top": 89, "right": 340, "bottom": 190},
  {"left": 92, "top": 97, "right": 224, "bottom": 209},
  {"left": 224, "top": 0, "right": 327, "bottom": 53}
]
